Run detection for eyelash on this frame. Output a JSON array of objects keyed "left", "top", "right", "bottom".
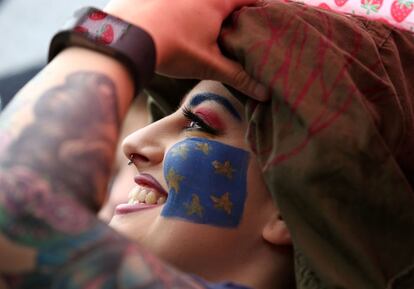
[{"left": 182, "top": 106, "right": 220, "bottom": 135}]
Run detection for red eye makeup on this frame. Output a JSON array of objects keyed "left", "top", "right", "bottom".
[
  {"left": 182, "top": 107, "right": 220, "bottom": 135},
  {"left": 193, "top": 107, "right": 225, "bottom": 131}
]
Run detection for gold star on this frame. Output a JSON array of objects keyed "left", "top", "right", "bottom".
[
  {"left": 195, "top": 142, "right": 211, "bottom": 155},
  {"left": 166, "top": 168, "right": 184, "bottom": 193},
  {"left": 171, "top": 144, "right": 189, "bottom": 159},
  {"left": 211, "top": 192, "right": 233, "bottom": 215},
  {"left": 185, "top": 194, "right": 204, "bottom": 217},
  {"left": 212, "top": 160, "right": 235, "bottom": 179}
]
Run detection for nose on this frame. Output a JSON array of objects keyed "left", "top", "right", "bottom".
[{"left": 122, "top": 116, "right": 174, "bottom": 169}]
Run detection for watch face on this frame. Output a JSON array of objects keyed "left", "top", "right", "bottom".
[{"left": 72, "top": 8, "right": 130, "bottom": 46}]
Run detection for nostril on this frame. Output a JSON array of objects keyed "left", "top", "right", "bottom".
[{"left": 129, "top": 153, "right": 150, "bottom": 165}]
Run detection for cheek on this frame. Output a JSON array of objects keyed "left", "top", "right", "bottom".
[
  {"left": 246, "top": 157, "right": 269, "bottom": 200},
  {"left": 161, "top": 137, "right": 249, "bottom": 228},
  {"left": 242, "top": 158, "right": 273, "bottom": 229}
]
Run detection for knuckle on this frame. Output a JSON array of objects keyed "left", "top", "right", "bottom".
[{"left": 232, "top": 69, "right": 250, "bottom": 86}]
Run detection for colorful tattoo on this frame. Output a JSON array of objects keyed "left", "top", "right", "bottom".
[
  {"left": 0, "top": 71, "right": 120, "bottom": 211},
  {"left": 162, "top": 138, "right": 249, "bottom": 227},
  {"left": 0, "top": 72, "right": 210, "bottom": 288}
]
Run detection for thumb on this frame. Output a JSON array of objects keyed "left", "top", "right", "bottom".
[{"left": 210, "top": 55, "right": 268, "bottom": 101}]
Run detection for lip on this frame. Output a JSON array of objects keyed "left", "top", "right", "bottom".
[
  {"left": 115, "top": 203, "right": 159, "bottom": 215},
  {"left": 114, "top": 173, "right": 167, "bottom": 216},
  {"left": 134, "top": 173, "right": 168, "bottom": 196}
]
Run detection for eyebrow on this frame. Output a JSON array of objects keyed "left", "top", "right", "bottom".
[{"left": 188, "top": 93, "right": 242, "bottom": 121}]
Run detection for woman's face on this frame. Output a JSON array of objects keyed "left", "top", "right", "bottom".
[{"left": 109, "top": 80, "right": 277, "bottom": 280}]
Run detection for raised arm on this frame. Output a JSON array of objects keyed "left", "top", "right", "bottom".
[{"left": 0, "top": 0, "right": 261, "bottom": 288}]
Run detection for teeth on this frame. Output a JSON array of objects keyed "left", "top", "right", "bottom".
[
  {"left": 157, "top": 196, "right": 166, "bottom": 205},
  {"left": 128, "top": 187, "right": 140, "bottom": 204},
  {"left": 128, "top": 186, "right": 139, "bottom": 199},
  {"left": 137, "top": 189, "right": 147, "bottom": 202},
  {"left": 127, "top": 186, "right": 167, "bottom": 205},
  {"left": 145, "top": 191, "right": 157, "bottom": 205}
]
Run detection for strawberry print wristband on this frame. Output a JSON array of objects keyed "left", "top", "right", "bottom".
[
  {"left": 289, "top": 0, "right": 414, "bottom": 32},
  {"left": 48, "top": 7, "right": 156, "bottom": 96}
]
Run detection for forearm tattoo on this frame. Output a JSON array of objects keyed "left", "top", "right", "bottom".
[
  {"left": 1, "top": 71, "right": 120, "bottom": 210},
  {"left": 0, "top": 72, "right": 206, "bottom": 289}
]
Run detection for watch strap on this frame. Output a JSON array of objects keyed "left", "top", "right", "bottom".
[{"left": 48, "top": 7, "right": 156, "bottom": 96}]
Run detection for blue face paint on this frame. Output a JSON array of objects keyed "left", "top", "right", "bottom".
[{"left": 161, "top": 137, "right": 249, "bottom": 228}]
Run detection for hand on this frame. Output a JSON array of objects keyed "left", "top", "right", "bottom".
[{"left": 105, "top": 0, "right": 268, "bottom": 101}]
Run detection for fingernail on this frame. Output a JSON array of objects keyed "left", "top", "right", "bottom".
[{"left": 254, "top": 84, "right": 268, "bottom": 101}]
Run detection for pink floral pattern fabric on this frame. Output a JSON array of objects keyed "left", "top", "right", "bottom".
[{"left": 289, "top": 0, "right": 414, "bottom": 31}]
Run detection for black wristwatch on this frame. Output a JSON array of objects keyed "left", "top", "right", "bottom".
[{"left": 48, "top": 7, "right": 156, "bottom": 95}]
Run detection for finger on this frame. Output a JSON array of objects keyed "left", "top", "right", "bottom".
[
  {"left": 209, "top": 54, "right": 268, "bottom": 101},
  {"left": 227, "top": 0, "right": 262, "bottom": 11}
]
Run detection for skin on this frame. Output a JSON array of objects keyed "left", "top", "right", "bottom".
[
  {"left": 0, "top": 64, "right": 206, "bottom": 288},
  {"left": 105, "top": 0, "right": 268, "bottom": 101},
  {"left": 0, "top": 0, "right": 268, "bottom": 287},
  {"left": 110, "top": 80, "right": 294, "bottom": 288},
  {"left": 0, "top": 63, "right": 287, "bottom": 289},
  {"left": 99, "top": 94, "right": 150, "bottom": 222}
]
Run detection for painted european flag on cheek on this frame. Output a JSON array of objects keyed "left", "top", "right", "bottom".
[{"left": 161, "top": 137, "right": 249, "bottom": 228}]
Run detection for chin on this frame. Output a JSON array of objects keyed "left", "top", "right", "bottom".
[{"left": 109, "top": 214, "right": 148, "bottom": 243}]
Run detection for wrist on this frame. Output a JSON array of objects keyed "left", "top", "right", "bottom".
[{"left": 47, "top": 47, "right": 135, "bottom": 117}]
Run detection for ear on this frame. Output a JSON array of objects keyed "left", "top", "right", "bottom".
[{"left": 262, "top": 213, "right": 291, "bottom": 246}]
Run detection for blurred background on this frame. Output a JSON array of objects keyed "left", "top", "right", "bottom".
[{"left": 0, "top": 0, "right": 107, "bottom": 109}]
